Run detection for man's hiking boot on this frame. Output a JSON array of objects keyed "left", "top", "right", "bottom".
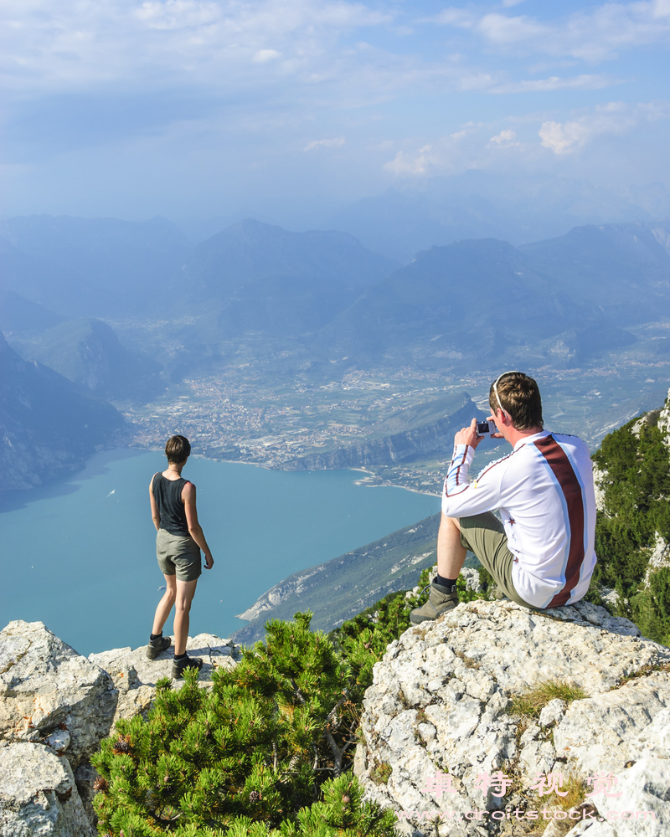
[
  {"left": 410, "top": 582, "right": 459, "bottom": 625},
  {"left": 171, "top": 655, "right": 204, "bottom": 680},
  {"left": 146, "top": 635, "right": 172, "bottom": 660}
]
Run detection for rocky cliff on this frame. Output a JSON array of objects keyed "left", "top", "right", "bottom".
[
  {"left": 281, "top": 396, "right": 487, "bottom": 471},
  {"left": 0, "top": 620, "right": 240, "bottom": 836},
  {"left": 355, "top": 599, "right": 670, "bottom": 837},
  {"left": 3, "top": 599, "right": 670, "bottom": 837}
]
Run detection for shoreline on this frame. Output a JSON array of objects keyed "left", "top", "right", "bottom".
[{"left": 128, "top": 442, "right": 441, "bottom": 499}]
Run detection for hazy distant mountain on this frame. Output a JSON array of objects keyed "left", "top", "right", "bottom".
[
  {"left": 175, "top": 219, "right": 398, "bottom": 336},
  {"left": 4, "top": 212, "right": 670, "bottom": 379},
  {"left": 9, "top": 318, "right": 162, "bottom": 402},
  {"left": 520, "top": 219, "right": 670, "bottom": 322},
  {"left": 0, "top": 287, "right": 63, "bottom": 333},
  {"left": 310, "top": 220, "right": 670, "bottom": 369},
  {"left": 0, "top": 215, "right": 191, "bottom": 317},
  {"left": 0, "top": 331, "right": 124, "bottom": 490},
  {"left": 312, "top": 237, "right": 579, "bottom": 365},
  {"left": 327, "top": 173, "right": 659, "bottom": 262}
]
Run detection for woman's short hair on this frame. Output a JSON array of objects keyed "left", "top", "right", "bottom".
[
  {"left": 165, "top": 435, "right": 191, "bottom": 464},
  {"left": 489, "top": 372, "right": 543, "bottom": 430}
]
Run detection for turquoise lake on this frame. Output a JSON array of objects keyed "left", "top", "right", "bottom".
[{"left": 0, "top": 449, "right": 438, "bottom": 655}]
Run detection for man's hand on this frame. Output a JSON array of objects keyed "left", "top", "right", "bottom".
[
  {"left": 454, "top": 418, "right": 484, "bottom": 449},
  {"left": 204, "top": 552, "right": 214, "bottom": 569},
  {"left": 487, "top": 413, "right": 505, "bottom": 439}
]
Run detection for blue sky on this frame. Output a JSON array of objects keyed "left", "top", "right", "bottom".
[{"left": 2, "top": 0, "right": 669, "bottom": 224}]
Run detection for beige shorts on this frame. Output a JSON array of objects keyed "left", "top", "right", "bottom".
[
  {"left": 459, "top": 512, "right": 536, "bottom": 609},
  {"left": 156, "top": 528, "right": 201, "bottom": 582}
]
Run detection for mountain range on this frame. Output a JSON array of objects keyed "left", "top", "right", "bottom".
[
  {"left": 324, "top": 173, "right": 670, "bottom": 262},
  {"left": 9, "top": 318, "right": 163, "bottom": 401},
  {"left": 3, "top": 212, "right": 670, "bottom": 389},
  {"left": 0, "top": 331, "right": 124, "bottom": 491},
  {"left": 312, "top": 218, "right": 670, "bottom": 368},
  {"left": 0, "top": 215, "right": 189, "bottom": 318},
  {"left": 171, "top": 218, "right": 397, "bottom": 338}
]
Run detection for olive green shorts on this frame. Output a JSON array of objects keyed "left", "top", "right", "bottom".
[
  {"left": 156, "top": 529, "right": 202, "bottom": 582},
  {"left": 459, "top": 512, "right": 536, "bottom": 609}
]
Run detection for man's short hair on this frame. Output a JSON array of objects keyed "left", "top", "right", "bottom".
[
  {"left": 489, "top": 372, "right": 543, "bottom": 431},
  {"left": 165, "top": 435, "right": 191, "bottom": 464}
]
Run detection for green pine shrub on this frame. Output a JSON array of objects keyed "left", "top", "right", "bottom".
[
  {"left": 631, "top": 567, "right": 670, "bottom": 646},
  {"left": 92, "top": 608, "right": 412, "bottom": 836}
]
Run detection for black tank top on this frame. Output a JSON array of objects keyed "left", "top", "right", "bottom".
[{"left": 152, "top": 473, "right": 191, "bottom": 536}]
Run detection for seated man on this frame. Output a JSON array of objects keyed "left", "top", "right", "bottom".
[{"left": 411, "top": 371, "right": 597, "bottom": 624}]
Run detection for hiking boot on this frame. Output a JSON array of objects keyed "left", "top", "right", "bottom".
[
  {"left": 171, "top": 655, "right": 204, "bottom": 680},
  {"left": 146, "top": 635, "right": 172, "bottom": 660},
  {"left": 410, "top": 582, "right": 459, "bottom": 625}
]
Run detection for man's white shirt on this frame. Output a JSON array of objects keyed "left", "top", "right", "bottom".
[{"left": 442, "top": 430, "right": 597, "bottom": 608}]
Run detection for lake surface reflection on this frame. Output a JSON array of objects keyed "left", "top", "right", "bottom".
[{"left": 1, "top": 449, "right": 437, "bottom": 654}]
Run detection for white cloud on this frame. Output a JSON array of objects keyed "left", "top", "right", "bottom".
[
  {"left": 539, "top": 101, "right": 669, "bottom": 155},
  {"left": 477, "top": 13, "right": 548, "bottom": 44},
  {"left": 304, "top": 137, "right": 345, "bottom": 151},
  {"left": 384, "top": 99, "right": 670, "bottom": 179},
  {"left": 384, "top": 129, "right": 477, "bottom": 176},
  {"left": 252, "top": 48, "right": 281, "bottom": 63},
  {"left": 0, "top": 0, "right": 395, "bottom": 93},
  {"left": 490, "top": 74, "right": 617, "bottom": 94},
  {"left": 538, "top": 121, "right": 591, "bottom": 154},
  {"left": 430, "top": 2, "right": 670, "bottom": 61},
  {"left": 431, "top": 8, "right": 476, "bottom": 27},
  {"left": 488, "top": 129, "right": 518, "bottom": 146},
  {"left": 135, "top": 1, "right": 222, "bottom": 30}
]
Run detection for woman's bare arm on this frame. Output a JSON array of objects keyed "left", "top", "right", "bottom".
[
  {"left": 149, "top": 475, "right": 160, "bottom": 531},
  {"left": 183, "top": 482, "right": 214, "bottom": 568}
]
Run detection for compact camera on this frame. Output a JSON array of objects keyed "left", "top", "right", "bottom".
[{"left": 476, "top": 419, "right": 498, "bottom": 436}]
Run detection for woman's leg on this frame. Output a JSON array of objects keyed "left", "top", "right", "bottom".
[
  {"left": 152, "top": 574, "right": 177, "bottom": 636},
  {"left": 174, "top": 579, "right": 198, "bottom": 656}
]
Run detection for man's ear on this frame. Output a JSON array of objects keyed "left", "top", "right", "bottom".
[{"left": 497, "top": 408, "right": 511, "bottom": 427}]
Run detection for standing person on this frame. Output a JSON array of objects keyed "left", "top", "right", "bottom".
[
  {"left": 146, "top": 435, "right": 214, "bottom": 678},
  {"left": 411, "top": 371, "right": 597, "bottom": 624}
]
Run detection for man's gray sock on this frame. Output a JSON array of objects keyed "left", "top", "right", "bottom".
[{"left": 435, "top": 573, "right": 457, "bottom": 588}]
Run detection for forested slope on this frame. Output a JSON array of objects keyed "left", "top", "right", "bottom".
[{"left": 592, "top": 396, "right": 670, "bottom": 646}]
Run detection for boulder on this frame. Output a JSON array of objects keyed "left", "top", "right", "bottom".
[
  {"left": 355, "top": 599, "right": 670, "bottom": 837},
  {"left": 0, "top": 621, "right": 116, "bottom": 767},
  {"left": 0, "top": 741, "right": 95, "bottom": 837},
  {"left": 0, "top": 620, "right": 241, "bottom": 835}
]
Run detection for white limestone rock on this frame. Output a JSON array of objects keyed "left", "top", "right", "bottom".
[
  {"left": 0, "top": 621, "right": 116, "bottom": 767},
  {"left": 539, "top": 698, "right": 566, "bottom": 729},
  {"left": 44, "top": 730, "right": 71, "bottom": 756},
  {"left": 592, "top": 463, "right": 607, "bottom": 513},
  {"left": 642, "top": 532, "right": 670, "bottom": 588},
  {"left": 656, "top": 389, "right": 670, "bottom": 443},
  {"left": 0, "top": 620, "right": 241, "bottom": 834},
  {"left": 88, "top": 631, "right": 240, "bottom": 728},
  {"left": 461, "top": 568, "right": 482, "bottom": 593},
  {"left": 563, "top": 757, "right": 670, "bottom": 837},
  {"left": 356, "top": 599, "right": 670, "bottom": 837},
  {"left": 0, "top": 741, "right": 95, "bottom": 837},
  {"left": 553, "top": 671, "right": 670, "bottom": 776}
]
